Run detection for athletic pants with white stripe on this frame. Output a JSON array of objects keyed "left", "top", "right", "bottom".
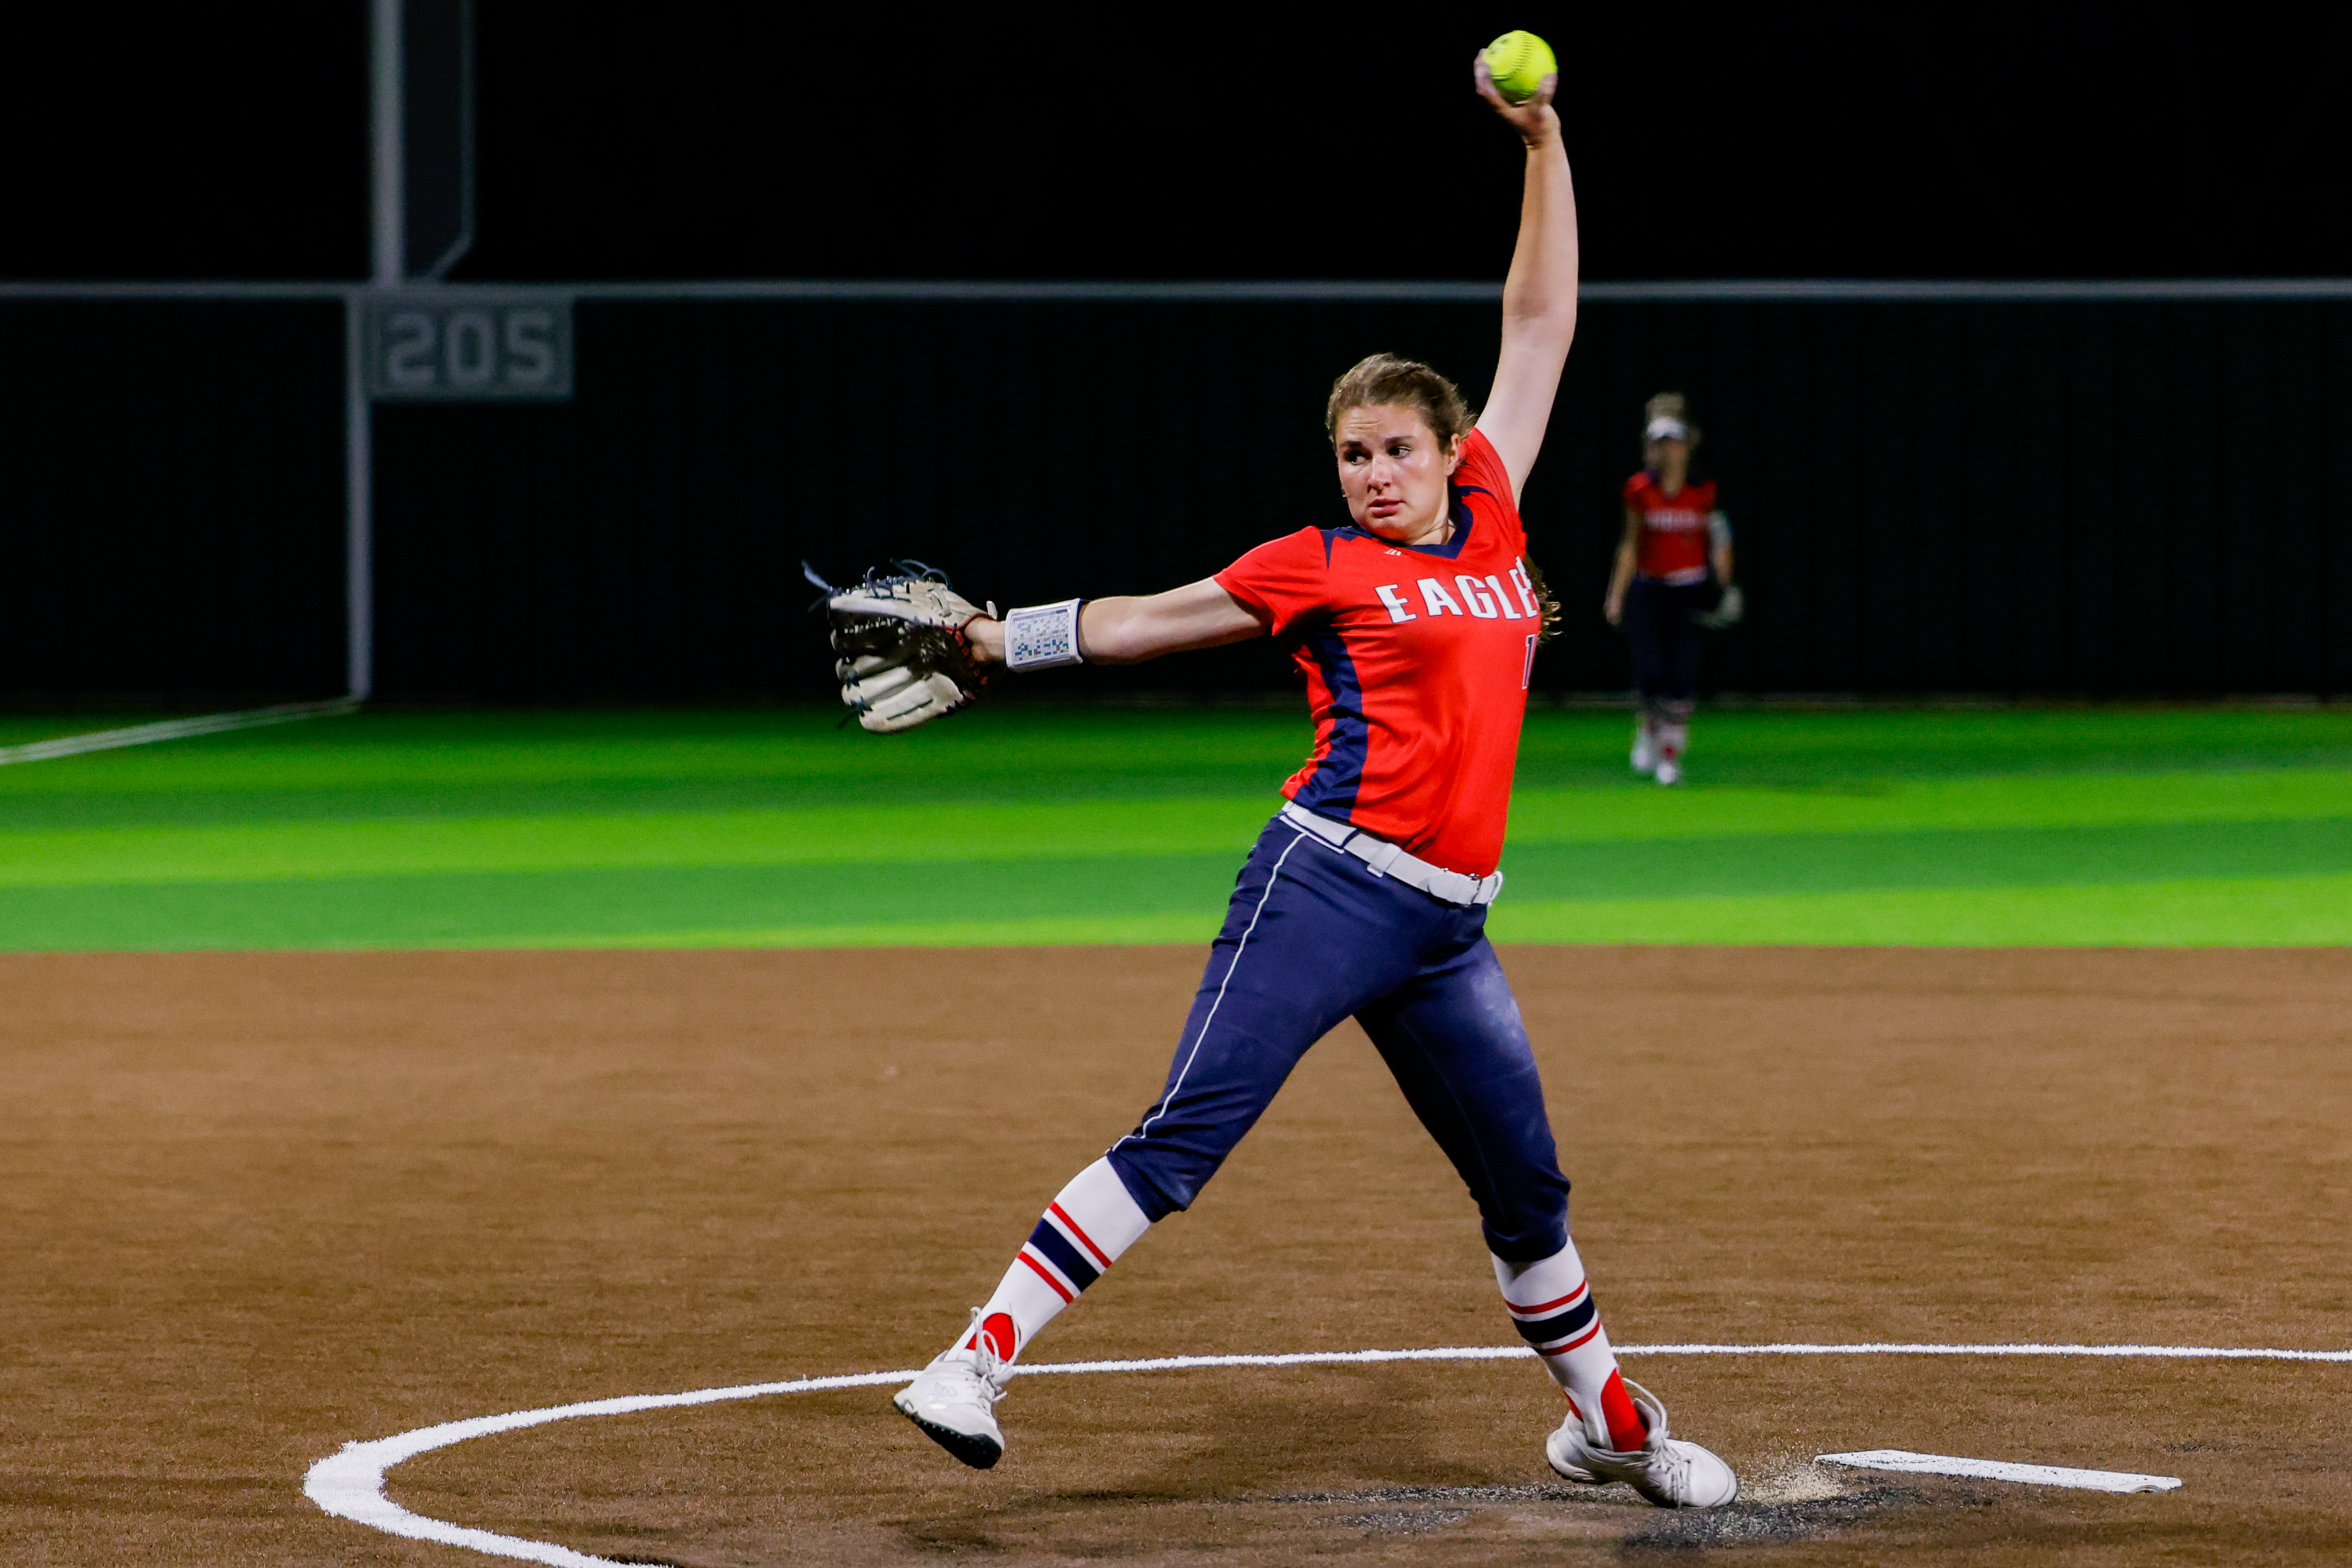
[
  {"left": 1105, "top": 813, "right": 1570, "bottom": 1259},
  {"left": 983, "top": 812, "right": 1639, "bottom": 1440}
]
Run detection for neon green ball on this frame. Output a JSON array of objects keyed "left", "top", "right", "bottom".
[{"left": 1483, "top": 30, "right": 1557, "bottom": 105}]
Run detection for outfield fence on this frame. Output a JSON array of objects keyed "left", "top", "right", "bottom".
[{"left": 3, "top": 280, "right": 2348, "bottom": 705}]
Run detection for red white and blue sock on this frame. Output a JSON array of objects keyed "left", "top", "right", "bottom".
[
  {"left": 1494, "top": 1240, "right": 1648, "bottom": 1452},
  {"left": 966, "top": 1158, "right": 1151, "bottom": 1363},
  {"left": 1654, "top": 699, "right": 1693, "bottom": 772}
]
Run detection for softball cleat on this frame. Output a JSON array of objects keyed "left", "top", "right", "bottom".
[
  {"left": 1544, "top": 1379, "right": 1738, "bottom": 1507},
  {"left": 893, "top": 1312, "right": 1011, "bottom": 1469},
  {"left": 1653, "top": 758, "right": 1683, "bottom": 786},
  {"left": 1631, "top": 726, "right": 1657, "bottom": 776}
]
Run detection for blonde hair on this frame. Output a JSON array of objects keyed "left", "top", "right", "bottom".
[{"left": 1326, "top": 354, "right": 1474, "bottom": 450}]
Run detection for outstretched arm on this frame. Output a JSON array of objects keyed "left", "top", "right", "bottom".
[
  {"left": 825, "top": 570, "right": 1265, "bottom": 733},
  {"left": 1472, "top": 55, "right": 1579, "bottom": 503},
  {"left": 965, "top": 578, "right": 1266, "bottom": 667}
]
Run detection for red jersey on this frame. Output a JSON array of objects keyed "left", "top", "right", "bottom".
[
  {"left": 1625, "top": 470, "right": 1717, "bottom": 585},
  {"left": 1214, "top": 429, "right": 1538, "bottom": 878}
]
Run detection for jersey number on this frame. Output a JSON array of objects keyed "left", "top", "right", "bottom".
[{"left": 1521, "top": 633, "right": 1537, "bottom": 690}]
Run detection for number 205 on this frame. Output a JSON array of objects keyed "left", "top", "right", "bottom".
[{"left": 379, "top": 307, "right": 562, "bottom": 395}]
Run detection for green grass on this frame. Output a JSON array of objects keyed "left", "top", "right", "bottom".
[{"left": 1, "top": 704, "right": 2347, "bottom": 950}]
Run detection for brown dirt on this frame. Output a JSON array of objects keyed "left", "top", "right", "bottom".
[{"left": 3, "top": 946, "right": 2349, "bottom": 1568}]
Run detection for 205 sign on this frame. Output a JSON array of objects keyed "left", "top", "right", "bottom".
[{"left": 365, "top": 292, "right": 574, "bottom": 401}]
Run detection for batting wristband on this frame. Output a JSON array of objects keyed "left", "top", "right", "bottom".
[{"left": 1003, "top": 599, "right": 1086, "bottom": 670}]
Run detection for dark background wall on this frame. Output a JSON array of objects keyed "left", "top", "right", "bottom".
[
  {"left": 373, "top": 295, "right": 2352, "bottom": 702},
  {"left": 0, "top": 301, "right": 346, "bottom": 705},
  {"left": 8, "top": 294, "right": 2344, "bottom": 705},
  {"left": 3, "top": 7, "right": 2342, "bottom": 706},
  {"left": 6, "top": 6, "right": 2348, "bottom": 284}
]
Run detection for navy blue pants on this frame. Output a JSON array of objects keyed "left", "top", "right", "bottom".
[
  {"left": 1628, "top": 575, "right": 1712, "bottom": 707},
  {"left": 1104, "top": 815, "right": 1571, "bottom": 1262}
]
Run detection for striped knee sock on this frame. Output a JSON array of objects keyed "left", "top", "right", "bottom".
[
  {"left": 1656, "top": 701, "right": 1693, "bottom": 771},
  {"left": 967, "top": 1158, "right": 1151, "bottom": 1362},
  {"left": 1494, "top": 1241, "right": 1647, "bottom": 1452}
]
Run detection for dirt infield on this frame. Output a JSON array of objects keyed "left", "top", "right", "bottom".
[{"left": 4, "top": 946, "right": 2349, "bottom": 1566}]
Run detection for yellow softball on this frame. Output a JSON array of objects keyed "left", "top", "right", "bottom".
[{"left": 1483, "top": 30, "right": 1557, "bottom": 104}]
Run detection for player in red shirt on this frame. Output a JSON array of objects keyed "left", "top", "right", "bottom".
[
  {"left": 1603, "top": 392, "right": 1739, "bottom": 784},
  {"left": 876, "top": 52, "right": 1737, "bottom": 1508}
]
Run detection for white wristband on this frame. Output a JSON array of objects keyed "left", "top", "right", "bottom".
[{"left": 1004, "top": 599, "right": 1085, "bottom": 670}]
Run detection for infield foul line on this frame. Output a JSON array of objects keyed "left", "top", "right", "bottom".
[
  {"left": 0, "top": 698, "right": 359, "bottom": 767},
  {"left": 306, "top": 1339, "right": 2351, "bottom": 1567}
]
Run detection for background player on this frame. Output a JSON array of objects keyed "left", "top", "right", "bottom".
[
  {"left": 1603, "top": 393, "right": 1739, "bottom": 785},
  {"left": 838, "top": 48, "right": 1737, "bottom": 1508}
]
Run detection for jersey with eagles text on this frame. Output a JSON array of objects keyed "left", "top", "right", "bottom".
[
  {"left": 1214, "top": 429, "right": 1539, "bottom": 878},
  {"left": 1625, "top": 469, "right": 1717, "bottom": 585}
]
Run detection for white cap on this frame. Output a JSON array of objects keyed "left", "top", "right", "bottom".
[{"left": 1644, "top": 416, "right": 1690, "bottom": 443}]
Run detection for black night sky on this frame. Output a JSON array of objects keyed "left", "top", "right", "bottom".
[{"left": 5, "top": 4, "right": 2345, "bottom": 283}]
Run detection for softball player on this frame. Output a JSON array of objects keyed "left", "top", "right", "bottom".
[
  {"left": 841, "top": 55, "right": 1736, "bottom": 1508},
  {"left": 1603, "top": 394, "right": 1738, "bottom": 785}
]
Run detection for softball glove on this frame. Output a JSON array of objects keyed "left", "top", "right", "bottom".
[
  {"left": 1697, "top": 583, "right": 1745, "bottom": 630},
  {"left": 809, "top": 561, "right": 993, "bottom": 733}
]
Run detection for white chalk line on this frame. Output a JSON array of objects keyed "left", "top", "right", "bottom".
[
  {"left": 305, "top": 1340, "right": 2351, "bottom": 1567},
  {"left": 1818, "top": 1449, "right": 2182, "bottom": 1493},
  {"left": 0, "top": 697, "right": 359, "bottom": 766}
]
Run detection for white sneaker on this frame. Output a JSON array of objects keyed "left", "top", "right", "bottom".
[
  {"left": 1544, "top": 1380, "right": 1738, "bottom": 1507},
  {"left": 1630, "top": 727, "right": 1657, "bottom": 776},
  {"left": 893, "top": 1313, "right": 1010, "bottom": 1469},
  {"left": 1654, "top": 758, "right": 1682, "bottom": 786}
]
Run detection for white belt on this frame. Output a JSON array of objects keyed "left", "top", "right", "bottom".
[{"left": 1278, "top": 803, "right": 1503, "bottom": 908}]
